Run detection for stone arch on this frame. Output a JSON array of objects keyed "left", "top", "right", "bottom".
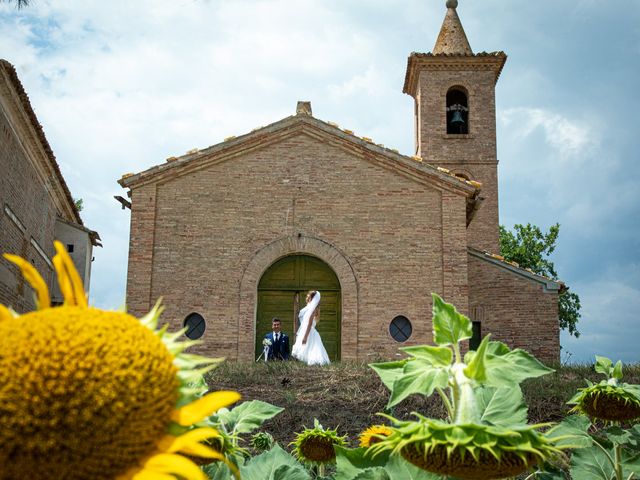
[{"left": 237, "top": 235, "right": 359, "bottom": 361}]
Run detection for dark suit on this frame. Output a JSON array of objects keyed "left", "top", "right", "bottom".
[{"left": 264, "top": 331, "right": 290, "bottom": 360}]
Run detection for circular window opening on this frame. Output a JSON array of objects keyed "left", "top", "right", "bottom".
[
  {"left": 183, "top": 312, "right": 206, "bottom": 340},
  {"left": 389, "top": 315, "right": 412, "bottom": 342}
]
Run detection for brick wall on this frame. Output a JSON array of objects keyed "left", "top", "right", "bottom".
[
  {"left": 415, "top": 67, "right": 500, "bottom": 254},
  {"left": 467, "top": 251, "right": 560, "bottom": 363},
  {"left": 0, "top": 106, "right": 56, "bottom": 312},
  {"left": 126, "top": 131, "right": 471, "bottom": 361}
]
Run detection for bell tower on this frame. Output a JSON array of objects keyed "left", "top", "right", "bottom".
[{"left": 404, "top": 0, "right": 506, "bottom": 253}]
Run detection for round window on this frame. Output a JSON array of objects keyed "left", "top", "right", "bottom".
[
  {"left": 183, "top": 312, "right": 206, "bottom": 340},
  {"left": 389, "top": 315, "right": 412, "bottom": 342}
]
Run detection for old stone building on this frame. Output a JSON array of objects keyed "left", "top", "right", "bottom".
[
  {"left": 120, "top": 1, "right": 561, "bottom": 362},
  {"left": 0, "top": 60, "right": 100, "bottom": 312}
]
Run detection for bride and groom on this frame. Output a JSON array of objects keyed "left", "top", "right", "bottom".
[{"left": 291, "top": 290, "right": 330, "bottom": 366}]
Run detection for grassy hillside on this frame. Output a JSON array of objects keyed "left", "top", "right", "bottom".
[{"left": 205, "top": 360, "right": 640, "bottom": 449}]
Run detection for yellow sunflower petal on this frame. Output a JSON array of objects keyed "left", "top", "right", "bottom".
[
  {"left": 3, "top": 253, "right": 50, "bottom": 309},
  {"left": 171, "top": 391, "right": 241, "bottom": 426},
  {"left": 0, "top": 304, "right": 12, "bottom": 322},
  {"left": 53, "top": 240, "right": 87, "bottom": 307},
  {"left": 140, "top": 453, "right": 206, "bottom": 480},
  {"left": 130, "top": 471, "right": 176, "bottom": 480},
  {"left": 158, "top": 427, "right": 220, "bottom": 456}
]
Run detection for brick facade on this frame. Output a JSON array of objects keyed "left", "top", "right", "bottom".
[
  {"left": 123, "top": 121, "right": 476, "bottom": 361},
  {"left": 468, "top": 250, "right": 561, "bottom": 361},
  {"left": 121, "top": 3, "right": 561, "bottom": 363},
  {"left": 0, "top": 60, "right": 98, "bottom": 311}
]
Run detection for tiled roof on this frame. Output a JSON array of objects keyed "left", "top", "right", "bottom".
[
  {"left": 120, "top": 109, "right": 483, "bottom": 195},
  {"left": 403, "top": 51, "right": 508, "bottom": 95},
  {"left": 468, "top": 247, "right": 565, "bottom": 292}
]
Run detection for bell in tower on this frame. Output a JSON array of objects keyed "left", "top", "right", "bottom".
[
  {"left": 402, "top": 0, "right": 507, "bottom": 253},
  {"left": 446, "top": 87, "right": 469, "bottom": 134}
]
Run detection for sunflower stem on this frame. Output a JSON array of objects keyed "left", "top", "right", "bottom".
[
  {"left": 451, "top": 363, "right": 480, "bottom": 425},
  {"left": 614, "top": 443, "right": 623, "bottom": 480},
  {"left": 436, "top": 386, "right": 454, "bottom": 420},
  {"left": 318, "top": 463, "right": 325, "bottom": 477},
  {"left": 453, "top": 342, "right": 462, "bottom": 365}
]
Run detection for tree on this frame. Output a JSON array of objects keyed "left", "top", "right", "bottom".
[
  {"left": 2, "top": 0, "right": 30, "bottom": 8},
  {"left": 499, "top": 223, "right": 581, "bottom": 337},
  {"left": 74, "top": 198, "right": 84, "bottom": 212}
]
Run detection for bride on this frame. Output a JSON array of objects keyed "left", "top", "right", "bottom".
[{"left": 292, "top": 290, "right": 330, "bottom": 366}]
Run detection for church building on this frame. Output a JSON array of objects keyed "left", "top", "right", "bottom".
[{"left": 119, "top": 1, "right": 562, "bottom": 362}]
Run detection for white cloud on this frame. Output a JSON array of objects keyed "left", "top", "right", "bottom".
[
  {"left": 500, "top": 107, "right": 596, "bottom": 163},
  {"left": 562, "top": 263, "right": 640, "bottom": 364}
]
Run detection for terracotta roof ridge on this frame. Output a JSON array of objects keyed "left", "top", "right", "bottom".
[
  {"left": 409, "top": 51, "right": 506, "bottom": 58},
  {"left": 468, "top": 247, "right": 564, "bottom": 287},
  {"left": 119, "top": 111, "right": 482, "bottom": 197}
]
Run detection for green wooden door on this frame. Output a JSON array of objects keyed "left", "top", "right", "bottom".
[{"left": 256, "top": 255, "right": 341, "bottom": 361}]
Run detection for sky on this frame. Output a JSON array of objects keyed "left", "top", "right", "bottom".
[{"left": 1, "top": 0, "right": 638, "bottom": 364}]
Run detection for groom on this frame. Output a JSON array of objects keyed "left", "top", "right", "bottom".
[{"left": 264, "top": 317, "right": 290, "bottom": 361}]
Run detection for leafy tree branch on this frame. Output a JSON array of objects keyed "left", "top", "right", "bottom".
[{"left": 499, "top": 223, "right": 581, "bottom": 337}]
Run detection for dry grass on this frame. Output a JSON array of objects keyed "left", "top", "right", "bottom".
[{"left": 205, "top": 360, "right": 640, "bottom": 449}]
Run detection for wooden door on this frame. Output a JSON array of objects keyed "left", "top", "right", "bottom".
[{"left": 256, "top": 255, "right": 341, "bottom": 361}]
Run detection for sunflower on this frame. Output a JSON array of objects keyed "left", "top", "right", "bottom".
[
  {"left": 358, "top": 425, "right": 392, "bottom": 448},
  {"left": 369, "top": 415, "right": 563, "bottom": 480},
  {"left": 291, "top": 418, "right": 347, "bottom": 467},
  {"left": 368, "top": 294, "right": 570, "bottom": 480},
  {"left": 569, "top": 356, "right": 640, "bottom": 422},
  {"left": 0, "top": 241, "right": 240, "bottom": 480}
]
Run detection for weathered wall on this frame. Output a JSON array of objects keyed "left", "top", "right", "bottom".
[
  {"left": 126, "top": 131, "right": 471, "bottom": 361},
  {"left": 0, "top": 104, "right": 56, "bottom": 312},
  {"left": 415, "top": 67, "right": 500, "bottom": 254},
  {"left": 467, "top": 251, "right": 560, "bottom": 363}
]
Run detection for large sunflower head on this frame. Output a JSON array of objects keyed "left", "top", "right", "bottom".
[
  {"left": 358, "top": 424, "right": 392, "bottom": 448},
  {"left": 370, "top": 415, "right": 563, "bottom": 480},
  {"left": 569, "top": 355, "right": 640, "bottom": 422},
  {"left": 0, "top": 241, "right": 240, "bottom": 480},
  {"left": 291, "top": 418, "right": 348, "bottom": 466}
]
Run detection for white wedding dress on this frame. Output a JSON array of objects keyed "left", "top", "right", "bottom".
[{"left": 291, "top": 292, "right": 330, "bottom": 366}]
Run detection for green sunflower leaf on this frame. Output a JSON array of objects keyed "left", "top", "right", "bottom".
[
  {"left": 605, "top": 425, "right": 640, "bottom": 448},
  {"left": 387, "top": 359, "right": 449, "bottom": 408},
  {"left": 214, "top": 400, "right": 284, "bottom": 435},
  {"left": 334, "top": 446, "right": 390, "bottom": 480},
  {"left": 351, "top": 468, "right": 391, "bottom": 480},
  {"left": 239, "top": 444, "right": 311, "bottom": 480},
  {"left": 612, "top": 360, "right": 624, "bottom": 380},
  {"left": 383, "top": 453, "right": 441, "bottom": 479},
  {"left": 202, "top": 461, "right": 240, "bottom": 480},
  {"left": 431, "top": 293, "right": 472, "bottom": 346},
  {"left": 594, "top": 355, "right": 613, "bottom": 377},
  {"left": 546, "top": 415, "right": 592, "bottom": 449},
  {"left": 624, "top": 383, "right": 640, "bottom": 402},
  {"left": 369, "top": 360, "right": 409, "bottom": 392},
  {"left": 482, "top": 344, "right": 554, "bottom": 387},
  {"left": 570, "top": 442, "right": 621, "bottom": 480},
  {"left": 477, "top": 386, "right": 528, "bottom": 428},
  {"left": 464, "top": 334, "right": 490, "bottom": 382},
  {"left": 400, "top": 345, "right": 452, "bottom": 367}
]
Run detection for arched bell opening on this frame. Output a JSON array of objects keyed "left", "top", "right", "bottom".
[
  {"left": 256, "top": 255, "right": 341, "bottom": 361},
  {"left": 446, "top": 87, "right": 469, "bottom": 134}
]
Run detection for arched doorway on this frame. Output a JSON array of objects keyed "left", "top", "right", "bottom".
[{"left": 256, "top": 255, "right": 341, "bottom": 361}]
